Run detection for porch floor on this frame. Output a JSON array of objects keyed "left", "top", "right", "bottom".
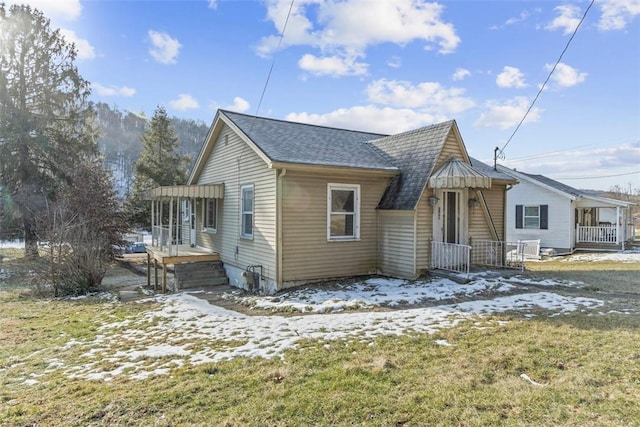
[
  {"left": 575, "top": 242, "right": 625, "bottom": 251},
  {"left": 145, "top": 245, "right": 220, "bottom": 293}
]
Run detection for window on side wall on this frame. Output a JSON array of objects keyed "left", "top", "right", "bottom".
[
  {"left": 240, "top": 184, "right": 254, "bottom": 239},
  {"left": 203, "top": 199, "right": 217, "bottom": 232},
  {"left": 327, "top": 184, "right": 360, "bottom": 241},
  {"left": 515, "top": 204, "right": 548, "bottom": 229}
]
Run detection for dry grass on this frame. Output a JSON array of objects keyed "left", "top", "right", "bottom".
[{"left": 1, "top": 248, "right": 640, "bottom": 426}]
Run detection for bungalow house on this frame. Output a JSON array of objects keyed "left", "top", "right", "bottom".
[
  {"left": 146, "top": 110, "right": 517, "bottom": 294},
  {"left": 497, "top": 166, "right": 636, "bottom": 254}
]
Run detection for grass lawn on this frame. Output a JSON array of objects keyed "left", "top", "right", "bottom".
[{"left": 1, "top": 248, "right": 639, "bottom": 426}]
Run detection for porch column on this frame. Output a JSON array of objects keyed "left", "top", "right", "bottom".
[
  {"left": 159, "top": 201, "right": 164, "bottom": 250},
  {"left": 169, "top": 196, "right": 174, "bottom": 255},
  {"left": 616, "top": 206, "right": 620, "bottom": 245},
  {"left": 150, "top": 199, "right": 155, "bottom": 245}
]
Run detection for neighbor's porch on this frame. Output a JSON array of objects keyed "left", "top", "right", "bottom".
[{"left": 574, "top": 204, "right": 634, "bottom": 250}]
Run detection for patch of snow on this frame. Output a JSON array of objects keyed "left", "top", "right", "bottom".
[
  {"left": 234, "top": 277, "right": 519, "bottom": 313},
  {"left": 57, "top": 288, "right": 604, "bottom": 382},
  {"left": 435, "top": 339, "right": 452, "bottom": 347},
  {"left": 561, "top": 252, "right": 640, "bottom": 263}
]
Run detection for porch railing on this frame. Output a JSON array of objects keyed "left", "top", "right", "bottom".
[
  {"left": 151, "top": 225, "right": 187, "bottom": 255},
  {"left": 470, "top": 239, "right": 525, "bottom": 271},
  {"left": 431, "top": 241, "right": 471, "bottom": 276},
  {"left": 576, "top": 225, "right": 617, "bottom": 244}
]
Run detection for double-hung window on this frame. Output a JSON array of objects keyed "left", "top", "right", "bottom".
[
  {"left": 240, "top": 184, "right": 254, "bottom": 239},
  {"left": 524, "top": 206, "right": 540, "bottom": 229},
  {"left": 327, "top": 184, "right": 360, "bottom": 241},
  {"left": 515, "top": 204, "right": 548, "bottom": 230},
  {"left": 203, "top": 199, "right": 217, "bottom": 232}
]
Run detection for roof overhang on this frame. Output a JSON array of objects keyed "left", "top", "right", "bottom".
[
  {"left": 144, "top": 184, "right": 224, "bottom": 200},
  {"left": 429, "top": 157, "right": 492, "bottom": 189},
  {"left": 269, "top": 161, "right": 400, "bottom": 177}
]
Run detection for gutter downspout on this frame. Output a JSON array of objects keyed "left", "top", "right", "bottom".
[{"left": 276, "top": 168, "right": 287, "bottom": 288}]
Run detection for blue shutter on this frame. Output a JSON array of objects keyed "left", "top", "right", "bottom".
[
  {"left": 515, "top": 205, "right": 523, "bottom": 229},
  {"left": 540, "top": 205, "right": 548, "bottom": 229}
]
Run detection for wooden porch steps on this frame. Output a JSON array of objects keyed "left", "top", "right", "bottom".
[{"left": 174, "top": 260, "right": 229, "bottom": 289}]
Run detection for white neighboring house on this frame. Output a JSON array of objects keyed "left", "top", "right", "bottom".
[{"left": 497, "top": 166, "right": 635, "bottom": 254}]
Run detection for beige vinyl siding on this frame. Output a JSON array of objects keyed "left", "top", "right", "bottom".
[
  {"left": 478, "top": 187, "right": 506, "bottom": 241},
  {"left": 281, "top": 170, "right": 388, "bottom": 287},
  {"left": 378, "top": 211, "right": 416, "bottom": 278},
  {"left": 195, "top": 125, "right": 277, "bottom": 281},
  {"left": 433, "top": 130, "right": 465, "bottom": 170},
  {"left": 415, "top": 195, "right": 433, "bottom": 272},
  {"left": 468, "top": 189, "right": 495, "bottom": 241}
]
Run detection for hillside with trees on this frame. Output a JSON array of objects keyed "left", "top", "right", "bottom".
[{"left": 94, "top": 102, "right": 209, "bottom": 198}]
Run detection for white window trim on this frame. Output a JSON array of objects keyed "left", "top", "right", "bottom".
[
  {"left": 327, "top": 183, "right": 360, "bottom": 241},
  {"left": 240, "top": 184, "right": 254, "bottom": 240},
  {"left": 202, "top": 199, "right": 217, "bottom": 233},
  {"left": 523, "top": 205, "right": 540, "bottom": 229}
]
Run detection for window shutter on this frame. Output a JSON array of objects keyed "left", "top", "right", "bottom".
[
  {"left": 515, "top": 205, "right": 523, "bottom": 229},
  {"left": 540, "top": 205, "right": 548, "bottom": 229}
]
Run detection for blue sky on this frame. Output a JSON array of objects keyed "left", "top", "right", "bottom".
[{"left": 11, "top": 0, "right": 640, "bottom": 191}]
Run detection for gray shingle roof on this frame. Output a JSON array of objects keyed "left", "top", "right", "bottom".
[
  {"left": 469, "top": 157, "right": 518, "bottom": 182},
  {"left": 368, "top": 121, "right": 454, "bottom": 209},
  {"left": 221, "top": 110, "right": 396, "bottom": 171},
  {"left": 518, "top": 171, "right": 584, "bottom": 197},
  {"left": 220, "top": 111, "right": 502, "bottom": 211}
]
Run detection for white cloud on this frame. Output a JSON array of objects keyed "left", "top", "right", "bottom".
[
  {"left": 545, "top": 62, "right": 587, "bottom": 88},
  {"left": 223, "top": 97, "right": 250, "bottom": 113},
  {"left": 452, "top": 68, "right": 471, "bottom": 81},
  {"left": 92, "top": 83, "right": 136, "bottom": 97},
  {"left": 366, "top": 79, "right": 475, "bottom": 114},
  {"left": 208, "top": 0, "right": 218, "bottom": 9},
  {"left": 387, "top": 56, "right": 402, "bottom": 69},
  {"left": 545, "top": 4, "right": 581, "bottom": 35},
  {"left": 6, "top": 0, "right": 81, "bottom": 20},
  {"left": 286, "top": 106, "right": 441, "bottom": 134},
  {"left": 598, "top": 0, "right": 640, "bottom": 30},
  {"left": 475, "top": 96, "right": 542, "bottom": 130},
  {"left": 298, "top": 53, "right": 368, "bottom": 77},
  {"left": 59, "top": 29, "right": 95, "bottom": 60},
  {"left": 502, "top": 142, "right": 640, "bottom": 175},
  {"left": 148, "top": 30, "right": 182, "bottom": 65},
  {"left": 496, "top": 66, "right": 527, "bottom": 88},
  {"left": 490, "top": 10, "right": 532, "bottom": 29},
  {"left": 258, "top": 0, "right": 460, "bottom": 76},
  {"left": 169, "top": 94, "right": 199, "bottom": 110}
]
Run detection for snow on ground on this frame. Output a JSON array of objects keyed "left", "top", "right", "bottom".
[
  {"left": 58, "top": 279, "right": 604, "bottom": 382},
  {"left": 560, "top": 250, "right": 640, "bottom": 263},
  {"left": 230, "top": 276, "right": 516, "bottom": 313}
]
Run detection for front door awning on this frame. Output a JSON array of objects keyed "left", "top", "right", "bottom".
[
  {"left": 144, "top": 184, "right": 225, "bottom": 200},
  {"left": 429, "top": 157, "right": 492, "bottom": 189}
]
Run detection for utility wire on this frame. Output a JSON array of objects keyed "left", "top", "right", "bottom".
[
  {"left": 554, "top": 170, "right": 640, "bottom": 180},
  {"left": 254, "top": 0, "right": 296, "bottom": 117},
  {"left": 498, "top": 0, "right": 595, "bottom": 155}
]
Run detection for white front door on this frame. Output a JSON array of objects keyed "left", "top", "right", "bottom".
[{"left": 433, "top": 189, "right": 467, "bottom": 244}]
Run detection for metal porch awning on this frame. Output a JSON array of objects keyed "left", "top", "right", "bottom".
[
  {"left": 144, "top": 184, "right": 225, "bottom": 200},
  {"left": 429, "top": 157, "right": 492, "bottom": 189}
]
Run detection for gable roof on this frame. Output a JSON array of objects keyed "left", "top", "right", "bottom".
[
  {"left": 221, "top": 110, "right": 397, "bottom": 172},
  {"left": 368, "top": 121, "right": 454, "bottom": 209},
  {"left": 497, "top": 166, "right": 633, "bottom": 207},
  {"left": 190, "top": 109, "right": 511, "bottom": 211}
]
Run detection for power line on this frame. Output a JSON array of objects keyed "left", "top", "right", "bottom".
[
  {"left": 554, "top": 170, "right": 640, "bottom": 180},
  {"left": 498, "top": 0, "right": 595, "bottom": 156},
  {"left": 254, "top": 0, "right": 296, "bottom": 117}
]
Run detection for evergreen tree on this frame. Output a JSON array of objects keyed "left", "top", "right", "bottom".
[
  {"left": 128, "top": 106, "right": 188, "bottom": 227},
  {"left": 0, "top": 4, "right": 97, "bottom": 258}
]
